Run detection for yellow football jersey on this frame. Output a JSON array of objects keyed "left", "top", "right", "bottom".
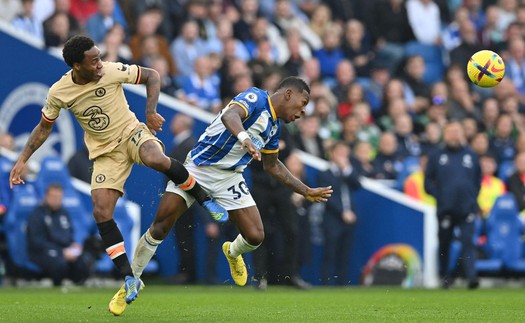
[{"left": 42, "top": 61, "right": 142, "bottom": 159}]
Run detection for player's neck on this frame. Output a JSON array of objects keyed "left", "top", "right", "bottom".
[{"left": 71, "top": 71, "right": 90, "bottom": 85}]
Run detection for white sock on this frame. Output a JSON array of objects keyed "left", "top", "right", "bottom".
[
  {"left": 132, "top": 229, "right": 162, "bottom": 278},
  {"left": 228, "top": 234, "right": 259, "bottom": 258}
]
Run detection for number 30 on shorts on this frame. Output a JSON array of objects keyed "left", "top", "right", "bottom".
[{"left": 227, "top": 181, "right": 250, "bottom": 200}]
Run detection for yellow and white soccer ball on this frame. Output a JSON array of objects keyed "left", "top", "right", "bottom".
[{"left": 467, "top": 50, "right": 505, "bottom": 88}]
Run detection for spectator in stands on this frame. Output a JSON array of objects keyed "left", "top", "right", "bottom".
[
  {"left": 378, "top": 79, "right": 409, "bottom": 118},
  {"left": 43, "top": 0, "right": 81, "bottom": 39},
  {"left": 393, "top": 114, "right": 421, "bottom": 158},
  {"left": 470, "top": 132, "right": 490, "bottom": 156},
  {"left": 150, "top": 56, "right": 178, "bottom": 97},
  {"left": 67, "top": 145, "right": 92, "bottom": 184},
  {"left": 331, "top": 60, "right": 356, "bottom": 105},
  {"left": 299, "top": 57, "right": 321, "bottom": 84},
  {"left": 293, "top": 115, "right": 326, "bottom": 159},
  {"left": 378, "top": 98, "right": 409, "bottom": 131},
  {"left": 368, "top": 0, "right": 415, "bottom": 74},
  {"left": 208, "top": 18, "right": 250, "bottom": 62},
  {"left": 404, "top": 152, "right": 436, "bottom": 205},
  {"left": 0, "top": 0, "right": 21, "bottom": 22},
  {"left": 462, "top": 117, "right": 480, "bottom": 143},
  {"left": 497, "top": 0, "right": 518, "bottom": 33},
  {"left": 272, "top": 0, "right": 322, "bottom": 51},
  {"left": 27, "top": 183, "right": 93, "bottom": 286},
  {"left": 406, "top": 0, "right": 442, "bottom": 45},
  {"left": 352, "top": 102, "right": 381, "bottom": 149},
  {"left": 352, "top": 140, "right": 376, "bottom": 177},
  {"left": 244, "top": 16, "right": 286, "bottom": 62},
  {"left": 11, "top": 0, "right": 43, "bottom": 42},
  {"left": 177, "top": 55, "right": 221, "bottom": 112},
  {"left": 505, "top": 37, "right": 525, "bottom": 96},
  {"left": 374, "top": 132, "right": 403, "bottom": 180},
  {"left": 463, "top": 0, "right": 485, "bottom": 31},
  {"left": 130, "top": 10, "right": 176, "bottom": 76},
  {"left": 247, "top": 38, "right": 280, "bottom": 87},
  {"left": 365, "top": 60, "right": 391, "bottom": 114},
  {"left": 489, "top": 113, "right": 517, "bottom": 164},
  {"left": 69, "top": 0, "right": 98, "bottom": 25},
  {"left": 425, "top": 121, "right": 481, "bottom": 289},
  {"left": 86, "top": 0, "right": 128, "bottom": 44},
  {"left": 480, "top": 6, "right": 504, "bottom": 49},
  {"left": 507, "top": 152, "right": 525, "bottom": 213},
  {"left": 449, "top": 19, "right": 484, "bottom": 69},
  {"left": 337, "top": 82, "right": 364, "bottom": 119},
  {"left": 171, "top": 20, "right": 209, "bottom": 77},
  {"left": 251, "top": 127, "right": 311, "bottom": 290},
  {"left": 478, "top": 154, "right": 506, "bottom": 218},
  {"left": 318, "top": 141, "right": 361, "bottom": 285},
  {"left": 313, "top": 96, "right": 340, "bottom": 142},
  {"left": 448, "top": 80, "right": 479, "bottom": 120},
  {"left": 185, "top": 0, "right": 216, "bottom": 41},
  {"left": 481, "top": 98, "right": 500, "bottom": 137},
  {"left": 441, "top": 7, "right": 469, "bottom": 51},
  {"left": 342, "top": 19, "right": 373, "bottom": 77},
  {"left": 420, "top": 122, "right": 442, "bottom": 154},
  {"left": 280, "top": 27, "right": 312, "bottom": 72},
  {"left": 233, "top": 0, "right": 260, "bottom": 42},
  {"left": 314, "top": 23, "right": 344, "bottom": 82},
  {"left": 401, "top": 55, "right": 431, "bottom": 114},
  {"left": 308, "top": 3, "right": 332, "bottom": 39},
  {"left": 99, "top": 24, "right": 131, "bottom": 64},
  {"left": 43, "top": 12, "right": 71, "bottom": 48},
  {"left": 122, "top": 0, "right": 175, "bottom": 40},
  {"left": 515, "top": 132, "right": 525, "bottom": 155}
]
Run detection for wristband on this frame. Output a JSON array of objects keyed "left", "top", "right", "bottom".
[{"left": 237, "top": 131, "right": 250, "bottom": 142}]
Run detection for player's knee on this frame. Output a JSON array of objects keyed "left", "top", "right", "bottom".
[
  {"left": 142, "top": 153, "right": 169, "bottom": 172},
  {"left": 149, "top": 223, "right": 170, "bottom": 240},
  {"left": 93, "top": 204, "right": 112, "bottom": 222},
  {"left": 244, "top": 228, "right": 264, "bottom": 246}
]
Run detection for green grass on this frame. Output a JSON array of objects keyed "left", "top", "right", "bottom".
[{"left": 0, "top": 285, "right": 524, "bottom": 322}]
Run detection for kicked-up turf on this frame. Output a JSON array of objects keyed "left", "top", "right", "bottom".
[{"left": 0, "top": 285, "right": 524, "bottom": 322}]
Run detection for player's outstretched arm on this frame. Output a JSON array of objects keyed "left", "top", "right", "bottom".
[
  {"left": 138, "top": 67, "right": 164, "bottom": 135},
  {"left": 221, "top": 104, "right": 261, "bottom": 161},
  {"left": 9, "top": 117, "right": 54, "bottom": 188},
  {"left": 262, "top": 152, "right": 332, "bottom": 202}
]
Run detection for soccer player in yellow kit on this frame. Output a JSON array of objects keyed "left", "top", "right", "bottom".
[{"left": 9, "top": 35, "right": 227, "bottom": 312}]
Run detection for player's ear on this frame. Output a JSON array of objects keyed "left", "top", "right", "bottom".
[
  {"left": 72, "top": 62, "right": 81, "bottom": 71},
  {"left": 285, "top": 88, "right": 293, "bottom": 100}
]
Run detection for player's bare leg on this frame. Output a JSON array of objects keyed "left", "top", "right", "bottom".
[
  {"left": 139, "top": 140, "right": 227, "bottom": 221},
  {"left": 222, "top": 206, "right": 264, "bottom": 286},
  {"left": 109, "top": 192, "right": 187, "bottom": 315}
]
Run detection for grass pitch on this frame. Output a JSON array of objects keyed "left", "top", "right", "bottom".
[{"left": 0, "top": 285, "right": 523, "bottom": 322}]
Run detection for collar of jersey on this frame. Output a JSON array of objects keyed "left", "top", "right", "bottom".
[{"left": 267, "top": 95, "right": 277, "bottom": 121}]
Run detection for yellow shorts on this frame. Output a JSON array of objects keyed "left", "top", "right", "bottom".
[{"left": 91, "top": 123, "right": 164, "bottom": 194}]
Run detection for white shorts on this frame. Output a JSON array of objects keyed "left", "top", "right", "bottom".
[{"left": 165, "top": 158, "right": 256, "bottom": 211}]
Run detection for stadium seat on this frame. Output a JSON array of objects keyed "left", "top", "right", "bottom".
[
  {"left": 497, "top": 160, "right": 515, "bottom": 182},
  {"left": 480, "top": 194, "right": 525, "bottom": 274},
  {"left": 4, "top": 184, "right": 42, "bottom": 274},
  {"left": 62, "top": 189, "right": 95, "bottom": 244},
  {"left": 0, "top": 157, "right": 13, "bottom": 209},
  {"left": 34, "top": 155, "right": 74, "bottom": 196},
  {"left": 404, "top": 42, "right": 444, "bottom": 84}
]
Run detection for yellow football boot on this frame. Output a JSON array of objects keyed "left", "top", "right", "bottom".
[
  {"left": 222, "top": 242, "right": 247, "bottom": 286},
  {"left": 108, "top": 278, "right": 144, "bottom": 316}
]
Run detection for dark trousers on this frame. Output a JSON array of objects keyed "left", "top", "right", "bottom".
[
  {"left": 321, "top": 215, "right": 355, "bottom": 285},
  {"left": 251, "top": 185, "right": 298, "bottom": 283},
  {"left": 30, "top": 253, "right": 89, "bottom": 286},
  {"left": 438, "top": 214, "right": 477, "bottom": 282}
]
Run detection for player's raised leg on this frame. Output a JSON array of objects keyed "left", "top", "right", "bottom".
[
  {"left": 138, "top": 139, "right": 227, "bottom": 221},
  {"left": 222, "top": 206, "right": 264, "bottom": 286}
]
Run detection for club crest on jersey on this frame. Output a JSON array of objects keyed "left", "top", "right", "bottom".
[
  {"left": 462, "top": 154, "right": 473, "bottom": 168},
  {"left": 245, "top": 93, "right": 257, "bottom": 102},
  {"left": 95, "top": 87, "right": 106, "bottom": 97}
]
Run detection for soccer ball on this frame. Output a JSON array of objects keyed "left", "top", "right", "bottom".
[{"left": 467, "top": 50, "right": 505, "bottom": 88}]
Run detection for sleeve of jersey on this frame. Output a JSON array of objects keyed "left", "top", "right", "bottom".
[
  {"left": 229, "top": 89, "right": 259, "bottom": 118},
  {"left": 107, "top": 61, "right": 141, "bottom": 84},
  {"left": 41, "top": 93, "right": 61, "bottom": 123},
  {"left": 261, "top": 125, "right": 280, "bottom": 154}
]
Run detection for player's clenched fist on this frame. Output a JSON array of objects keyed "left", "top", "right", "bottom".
[{"left": 146, "top": 112, "right": 165, "bottom": 135}]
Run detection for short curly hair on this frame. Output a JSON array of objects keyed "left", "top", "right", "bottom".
[
  {"left": 276, "top": 76, "right": 311, "bottom": 94},
  {"left": 62, "top": 35, "right": 95, "bottom": 67}
]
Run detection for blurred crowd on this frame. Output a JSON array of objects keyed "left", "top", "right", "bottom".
[{"left": 3, "top": 0, "right": 525, "bottom": 285}]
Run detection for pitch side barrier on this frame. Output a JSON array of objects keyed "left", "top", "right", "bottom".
[{"left": 0, "top": 22, "right": 438, "bottom": 287}]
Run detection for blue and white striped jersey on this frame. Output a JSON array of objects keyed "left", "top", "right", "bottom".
[{"left": 190, "top": 87, "right": 280, "bottom": 172}]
